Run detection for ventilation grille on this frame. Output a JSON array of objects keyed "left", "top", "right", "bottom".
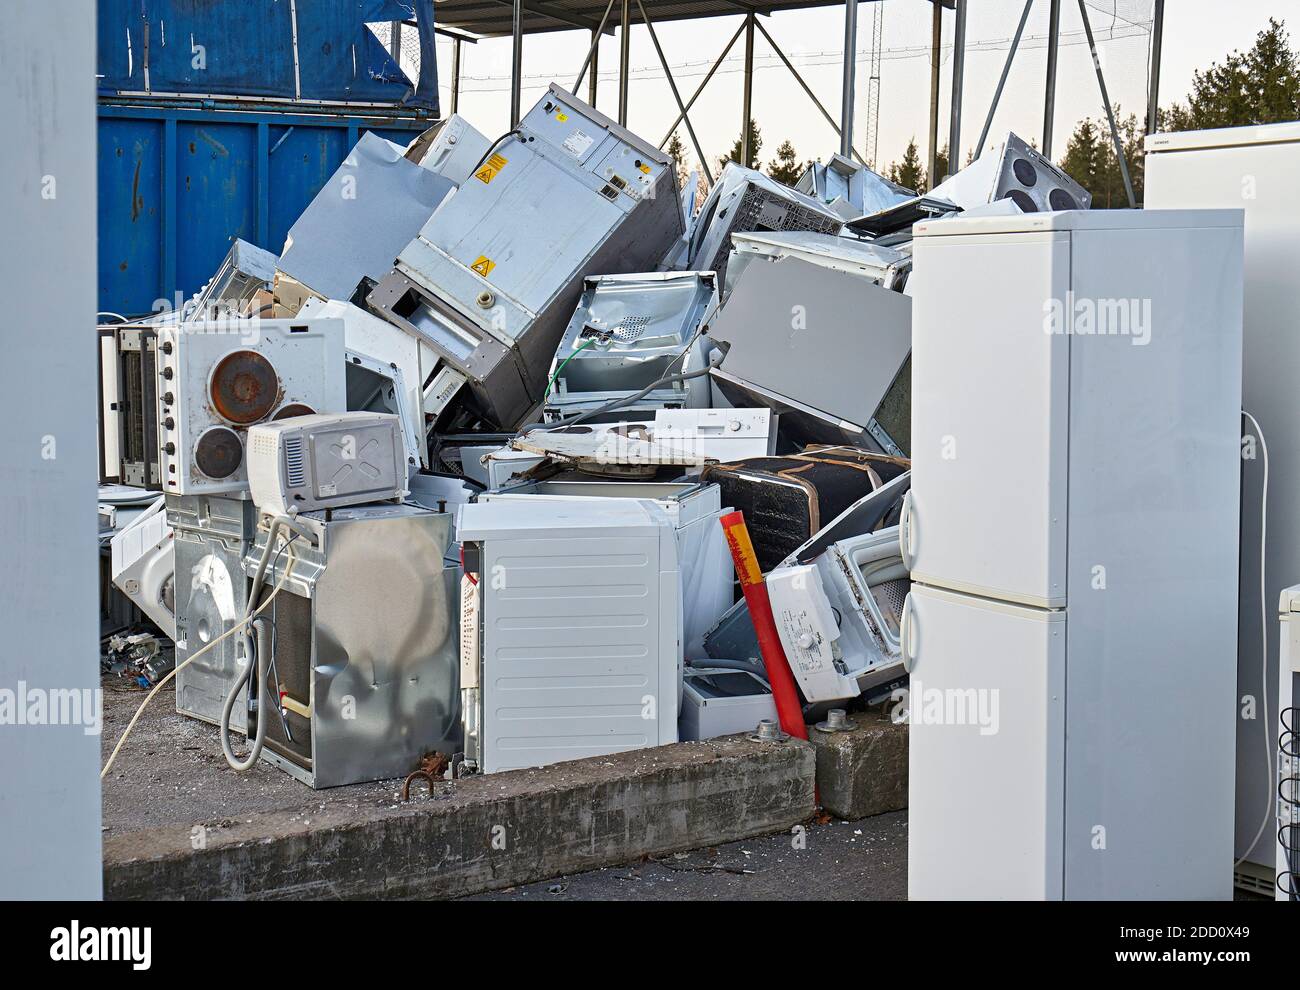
[
  {"left": 708, "top": 186, "right": 841, "bottom": 283},
  {"left": 580, "top": 315, "right": 651, "bottom": 344},
  {"left": 284, "top": 436, "right": 306, "bottom": 488}
]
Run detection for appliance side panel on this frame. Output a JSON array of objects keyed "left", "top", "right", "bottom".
[
  {"left": 1063, "top": 222, "right": 1243, "bottom": 899},
  {"left": 909, "top": 231, "right": 1071, "bottom": 607},
  {"left": 1146, "top": 141, "right": 1300, "bottom": 869},
  {"left": 312, "top": 513, "right": 460, "bottom": 787},
  {"left": 907, "top": 584, "right": 1066, "bottom": 900},
  {"left": 481, "top": 530, "right": 669, "bottom": 772}
]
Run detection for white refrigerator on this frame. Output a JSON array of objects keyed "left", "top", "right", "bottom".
[
  {"left": 904, "top": 210, "right": 1243, "bottom": 900},
  {"left": 1145, "top": 122, "right": 1300, "bottom": 890}
]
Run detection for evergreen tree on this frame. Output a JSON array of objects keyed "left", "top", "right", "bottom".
[
  {"left": 1059, "top": 108, "right": 1145, "bottom": 208},
  {"left": 767, "top": 139, "right": 809, "bottom": 186},
  {"left": 887, "top": 138, "right": 925, "bottom": 192},
  {"left": 924, "top": 144, "right": 949, "bottom": 191},
  {"left": 1165, "top": 18, "right": 1300, "bottom": 130},
  {"left": 718, "top": 118, "right": 763, "bottom": 173},
  {"left": 665, "top": 132, "right": 690, "bottom": 188},
  {"left": 1060, "top": 118, "right": 1108, "bottom": 200}
]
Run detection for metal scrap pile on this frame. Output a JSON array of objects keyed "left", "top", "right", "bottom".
[{"left": 99, "top": 83, "right": 1092, "bottom": 786}]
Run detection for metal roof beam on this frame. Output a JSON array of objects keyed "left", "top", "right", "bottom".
[{"left": 480, "top": 0, "right": 611, "bottom": 34}]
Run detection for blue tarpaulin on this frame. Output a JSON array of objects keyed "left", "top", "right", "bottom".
[{"left": 97, "top": 0, "right": 438, "bottom": 111}]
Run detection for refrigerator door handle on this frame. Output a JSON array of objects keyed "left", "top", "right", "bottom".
[
  {"left": 900, "top": 591, "right": 917, "bottom": 672},
  {"left": 899, "top": 490, "right": 917, "bottom": 572}
]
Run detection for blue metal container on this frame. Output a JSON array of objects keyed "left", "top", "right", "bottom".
[
  {"left": 98, "top": 104, "right": 431, "bottom": 316},
  {"left": 97, "top": 0, "right": 439, "bottom": 317}
]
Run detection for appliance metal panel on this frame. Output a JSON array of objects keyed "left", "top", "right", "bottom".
[
  {"left": 906, "top": 583, "right": 1066, "bottom": 900},
  {"left": 415, "top": 148, "right": 628, "bottom": 318},
  {"left": 310, "top": 518, "right": 460, "bottom": 788},
  {"left": 1060, "top": 221, "right": 1241, "bottom": 900},
  {"left": 460, "top": 500, "right": 680, "bottom": 773},
  {"left": 116, "top": 326, "right": 161, "bottom": 489},
  {"left": 1145, "top": 131, "right": 1300, "bottom": 872},
  {"left": 908, "top": 230, "right": 1070, "bottom": 608},
  {"left": 156, "top": 318, "right": 347, "bottom": 496},
  {"left": 476, "top": 481, "right": 726, "bottom": 662},
  {"left": 172, "top": 523, "right": 253, "bottom": 730},
  {"left": 711, "top": 256, "right": 912, "bottom": 457},
  {"left": 276, "top": 132, "right": 454, "bottom": 302},
  {"left": 545, "top": 271, "right": 716, "bottom": 418},
  {"left": 252, "top": 505, "right": 460, "bottom": 788}
]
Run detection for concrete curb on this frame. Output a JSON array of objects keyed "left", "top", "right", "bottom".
[
  {"left": 104, "top": 735, "right": 816, "bottom": 900},
  {"left": 808, "top": 710, "right": 908, "bottom": 820}
]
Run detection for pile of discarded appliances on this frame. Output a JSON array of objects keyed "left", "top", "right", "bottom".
[{"left": 98, "top": 84, "right": 1092, "bottom": 787}]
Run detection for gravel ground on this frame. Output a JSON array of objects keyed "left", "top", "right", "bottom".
[{"left": 99, "top": 676, "right": 415, "bottom": 837}]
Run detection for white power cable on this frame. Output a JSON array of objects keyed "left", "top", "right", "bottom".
[{"left": 1237, "top": 409, "right": 1271, "bottom": 867}]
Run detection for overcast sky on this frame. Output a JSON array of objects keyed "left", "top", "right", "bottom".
[{"left": 422, "top": 0, "right": 1297, "bottom": 174}]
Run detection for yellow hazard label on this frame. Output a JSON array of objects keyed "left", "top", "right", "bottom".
[
  {"left": 638, "top": 162, "right": 652, "bottom": 174},
  {"left": 556, "top": 112, "right": 569, "bottom": 122},
  {"left": 474, "top": 153, "right": 508, "bottom": 184},
  {"left": 470, "top": 255, "right": 495, "bottom": 278}
]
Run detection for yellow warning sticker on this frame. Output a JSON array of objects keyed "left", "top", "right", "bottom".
[
  {"left": 470, "top": 255, "right": 495, "bottom": 278},
  {"left": 556, "top": 112, "right": 569, "bottom": 122},
  {"left": 474, "top": 153, "right": 508, "bottom": 184},
  {"left": 638, "top": 162, "right": 652, "bottom": 174}
]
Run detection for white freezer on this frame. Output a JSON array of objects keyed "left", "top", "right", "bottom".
[
  {"left": 906, "top": 584, "right": 1065, "bottom": 900},
  {"left": 906, "top": 209, "right": 1244, "bottom": 900}
]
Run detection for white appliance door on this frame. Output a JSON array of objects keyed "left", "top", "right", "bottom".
[
  {"left": 905, "top": 582, "right": 1066, "bottom": 900},
  {"left": 908, "top": 231, "right": 1071, "bottom": 607}
]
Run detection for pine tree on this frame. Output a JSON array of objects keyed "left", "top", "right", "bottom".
[
  {"left": 767, "top": 140, "right": 808, "bottom": 186},
  {"left": 887, "top": 138, "right": 925, "bottom": 192},
  {"left": 1060, "top": 118, "right": 1108, "bottom": 200},
  {"left": 1059, "top": 108, "right": 1145, "bottom": 208},
  {"left": 924, "top": 144, "right": 949, "bottom": 191},
  {"left": 1165, "top": 18, "right": 1300, "bottom": 129},
  {"left": 665, "top": 132, "right": 690, "bottom": 188},
  {"left": 718, "top": 118, "right": 763, "bottom": 173}
]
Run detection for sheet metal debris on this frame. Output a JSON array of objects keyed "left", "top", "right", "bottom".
[{"left": 98, "top": 99, "right": 1096, "bottom": 788}]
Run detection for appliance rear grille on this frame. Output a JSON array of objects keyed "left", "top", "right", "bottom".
[
  {"left": 284, "top": 436, "right": 306, "bottom": 488},
  {"left": 707, "top": 186, "right": 842, "bottom": 282}
]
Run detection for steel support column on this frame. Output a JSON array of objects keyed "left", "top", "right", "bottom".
[
  {"left": 510, "top": 0, "right": 523, "bottom": 125},
  {"left": 1146, "top": 0, "right": 1165, "bottom": 134},
  {"left": 450, "top": 37, "right": 462, "bottom": 115},
  {"left": 618, "top": 0, "right": 631, "bottom": 125},
  {"left": 948, "top": 0, "right": 967, "bottom": 174},
  {"left": 840, "top": 0, "right": 859, "bottom": 158},
  {"left": 1043, "top": 0, "right": 1061, "bottom": 156},
  {"left": 742, "top": 13, "right": 756, "bottom": 166},
  {"left": 927, "top": 0, "right": 942, "bottom": 188}
]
